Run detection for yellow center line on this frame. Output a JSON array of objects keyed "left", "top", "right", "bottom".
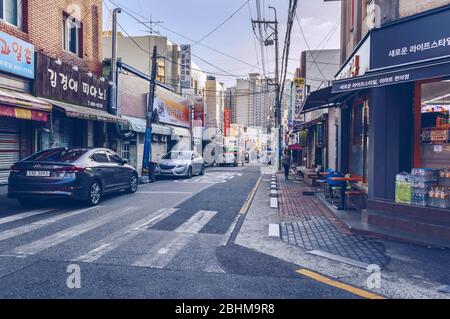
[
  {"left": 240, "top": 175, "right": 263, "bottom": 215},
  {"left": 296, "top": 269, "right": 386, "bottom": 299}
]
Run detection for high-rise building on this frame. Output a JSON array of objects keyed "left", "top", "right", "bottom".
[
  {"left": 205, "top": 76, "right": 225, "bottom": 131},
  {"left": 234, "top": 73, "right": 274, "bottom": 128},
  {"left": 225, "top": 87, "right": 237, "bottom": 123}
]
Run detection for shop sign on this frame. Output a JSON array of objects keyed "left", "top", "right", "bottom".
[
  {"left": 332, "top": 59, "right": 450, "bottom": 93},
  {"left": 154, "top": 85, "right": 191, "bottom": 128},
  {"left": 293, "top": 77, "right": 305, "bottom": 127},
  {"left": 224, "top": 109, "right": 231, "bottom": 137},
  {"left": 430, "top": 130, "right": 449, "bottom": 142},
  {"left": 193, "top": 96, "right": 204, "bottom": 127},
  {"left": 180, "top": 45, "right": 192, "bottom": 89},
  {"left": 336, "top": 35, "right": 371, "bottom": 80},
  {"left": 371, "top": 7, "right": 450, "bottom": 70},
  {"left": 35, "top": 53, "right": 108, "bottom": 110},
  {"left": 0, "top": 31, "right": 34, "bottom": 79}
]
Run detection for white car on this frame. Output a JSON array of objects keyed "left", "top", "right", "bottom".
[
  {"left": 157, "top": 151, "right": 205, "bottom": 178},
  {"left": 222, "top": 154, "right": 237, "bottom": 167}
]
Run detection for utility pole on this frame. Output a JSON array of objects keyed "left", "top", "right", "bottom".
[
  {"left": 251, "top": 6, "right": 281, "bottom": 170},
  {"left": 110, "top": 8, "right": 121, "bottom": 115},
  {"left": 141, "top": 45, "right": 158, "bottom": 182}
]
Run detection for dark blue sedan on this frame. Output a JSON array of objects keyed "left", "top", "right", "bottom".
[{"left": 7, "top": 147, "right": 139, "bottom": 207}]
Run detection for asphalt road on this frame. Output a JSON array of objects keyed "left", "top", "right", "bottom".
[{"left": 0, "top": 165, "right": 358, "bottom": 299}]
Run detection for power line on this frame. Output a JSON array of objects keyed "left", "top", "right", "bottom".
[
  {"left": 192, "top": 0, "right": 249, "bottom": 47},
  {"left": 107, "top": 0, "right": 261, "bottom": 72}
]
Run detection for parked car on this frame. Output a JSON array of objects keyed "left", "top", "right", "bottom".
[
  {"left": 156, "top": 151, "right": 205, "bottom": 178},
  {"left": 221, "top": 154, "right": 237, "bottom": 167},
  {"left": 7, "top": 147, "right": 139, "bottom": 207}
]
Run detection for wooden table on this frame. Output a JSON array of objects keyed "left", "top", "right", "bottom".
[{"left": 328, "top": 177, "right": 363, "bottom": 209}]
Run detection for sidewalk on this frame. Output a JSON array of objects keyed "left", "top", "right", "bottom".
[
  {"left": 277, "top": 176, "right": 389, "bottom": 266},
  {"left": 235, "top": 172, "right": 450, "bottom": 298}
]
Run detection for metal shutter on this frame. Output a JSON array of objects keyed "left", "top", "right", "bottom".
[{"left": 0, "top": 117, "right": 20, "bottom": 185}]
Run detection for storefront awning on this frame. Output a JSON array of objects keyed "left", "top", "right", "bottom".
[
  {"left": 302, "top": 86, "right": 336, "bottom": 113},
  {"left": 0, "top": 88, "right": 52, "bottom": 112},
  {"left": 170, "top": 126, "right": 191, "bottom": 139},
  {"left": 0, "top": 88, "right": 52, "bottom": 122},
  {"left": 332, "top": 58, "right": 450, "bottom": 94},
  {"left": 122, "top": 115, "right": 172, "bottom": 135},
  {"left": 42, "top": 98, "right": 127, "bottom": 124}
]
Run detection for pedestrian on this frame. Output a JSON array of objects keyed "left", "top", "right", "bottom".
[{"left": 282, "top": 150, "right": 291, "bottom": 180}]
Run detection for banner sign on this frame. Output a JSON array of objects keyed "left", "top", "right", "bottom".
[
  {"left": 224, "top": 109, "right": 231, "bottom": 137},
  {"left": 154, "top": 86, "right": 191, "bottom": 128},
  {"left": 332, "top": 59, "right": 450, "bottom": 93},
  {"left": 0, "top": 31, "right": 34, "bottom": 79},
  {"left": 371, "top": 7, "right": 450, "bottom": 70},
  {"left": 293, "top": 77, "right": 305, "bottom": 127},
  {"left": 180, "top": 44, "right": 192, "bottom": 89},
  {"left": 193, "top": 96, "right": 205, "bottom": 127},
  {"left": 35, "top": 53, "right": 108, "bottom": 110}
]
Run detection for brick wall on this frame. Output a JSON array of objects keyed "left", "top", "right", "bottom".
[
  {"left": 399, "top": 0, "right": 450, "bottom": 17},
  {"left": 0, "top": 0, "right": 103, "bottom": 75}
]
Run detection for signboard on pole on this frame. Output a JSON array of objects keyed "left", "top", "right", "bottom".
[
  {"left": 180, "top": 44, "right": 192, "bottom": 89},
  {"left": 224, "top": 109, "right": 231, "bottom": 137},
  {"left": 193, "top": 95, "right": 205, "bottom": 127},
  {"left": 293, "top": 77, "right": 305, "bottom": 129}
]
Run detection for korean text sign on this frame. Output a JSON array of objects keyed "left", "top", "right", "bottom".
[
  {"left": 35, "top": 53, "right": 108, "bottom": 110},
  {"left": 371, "top": 7, "right": 450, "bottom": 70},
  {"left": 0, "top": 31, "right": 34, "bottom": 79}
]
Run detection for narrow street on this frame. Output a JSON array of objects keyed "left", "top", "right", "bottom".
[{"left": 0, "top": 165, "right": 358, "bottom": 298}]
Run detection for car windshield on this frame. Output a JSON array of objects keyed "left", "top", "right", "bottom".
[
  {"left": 162, "top": 151, "right": 192, "bottom": 160},
  {"left": 25, "top": 148, "right": 87, "bottom": 163}
]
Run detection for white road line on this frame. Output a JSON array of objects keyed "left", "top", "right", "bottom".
[
  {"left": 0, "top": 208, "right": 56, "bottom": 226},
  {"left": 132, "top": 210, "right": 217, "bottom": 268},
  {"left": 74, "top": 208, "right": 178, "bottom": 262},
  {"left": 0, "top": 206, "right": 101, "bottom": 242},
  {"left": 8, "top": 206, "right": 138, "bottom": 257},
  {"left": 133, "top": 208, "right": 179, "bottom": 231},
  {"left": 174, "top": 210, "right": 217, "bottom": 234},
  {"left": 136, "top": 191, "right": 193, "bottom": 195},
  {"left": 132, "top": 232, "right": 195, "bottom": 268}
]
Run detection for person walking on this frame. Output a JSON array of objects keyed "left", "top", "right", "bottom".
[{"left": 282, "top": 150, "right": 292, "bottom": 180}]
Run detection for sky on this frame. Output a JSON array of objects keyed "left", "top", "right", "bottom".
[{"left": 102, "top": 0, "right": 341, "bottom": 87}]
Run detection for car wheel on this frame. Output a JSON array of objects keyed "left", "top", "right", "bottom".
[
  {"left": 199, "top": 165, "right": 205, "bottom": 176},
  {"left": 87, "top": 180, "right": 102, "bottom": 206},
  {"left": 17, "top": 198, "right": 39, "bottom": 208},
  {"left": 186, "top": 166, "right": 192, "bottom": 179},
  {"left": 126, "top": 173, "right": 139, "bottom": 193}
]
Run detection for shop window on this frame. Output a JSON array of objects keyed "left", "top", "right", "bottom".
[
  {"left": 350, "top": 99, "right": 369, "bottom": 182},
  {"left": 63, "top": 13, "right": 82, "bottom": 56},
  {"left": 419, "top": 80, "right": 450, "bottom": 168},
  {"left": 0, "top": 0, "right": 22, "bottom": 28},
  {"left": 121, "top": 142, "right": 130, "bottom": 161}
]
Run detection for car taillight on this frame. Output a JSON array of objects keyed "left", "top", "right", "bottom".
[
  {"left": 10, "top": 164, "right": 20, "bottom": 173},
  {"left": 55, "top": 166, "right": 86, "bottom": 173}
]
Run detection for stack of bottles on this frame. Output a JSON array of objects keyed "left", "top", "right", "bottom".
[
  {"left": 411, "top": 168, "right": 439, "bottom": 207},
  {"left": 428, "top": 186, "right": 450, "bottom": 209},
  {"left": 439, "top": 169, "right": 450, "bottom": 187}
]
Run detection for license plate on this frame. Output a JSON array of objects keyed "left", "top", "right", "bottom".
[
  {"left": 26, "top": 171, "right": 50, "bottom": 177},
  {"left": 161, "top": 169, "right": 172, "bottom": 173}
]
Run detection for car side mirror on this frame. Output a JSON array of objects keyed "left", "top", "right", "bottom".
[
  {"left": 122, "top": 159, "right": 128, "bottom": 165},
  {"left": 191, "top": 155, "right": 195, "bottom": 160}
]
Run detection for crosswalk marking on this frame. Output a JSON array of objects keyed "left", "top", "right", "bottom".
[
  {"left": 132, "top": 210, "right": 218, "bottom": 268},
  {"left": 174, "top": 210, "right": 217, "bottom": 234},
  {"left": 74, "top": 208, "right": 178, "bottom": 262},
  {"left": 0, "top": 206, "right": 101, "bottom": 242},
  {"left": 8, "top": 206, "right": 138, "bottom": 257},
  {"left": 132, "top": 232, "right": 195, "bottom": 268},
  {"left": 0, "top": 208, "right": 56, "bottom": 226}
]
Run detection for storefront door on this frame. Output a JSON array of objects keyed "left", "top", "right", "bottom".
[{"left": 350, "top": 99, "right": 369, "bottom": 182}]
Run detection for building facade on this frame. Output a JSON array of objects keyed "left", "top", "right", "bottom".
[
  {"left": 327, "top": 0, "right": 450, "bottom": 245},
  {"left": 0, "top": 0, "right": 107, "bottom": 185}
]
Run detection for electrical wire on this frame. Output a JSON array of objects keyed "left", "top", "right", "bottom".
[{"left": 191, "top": 0, "right": 250, "bottom": 47}]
